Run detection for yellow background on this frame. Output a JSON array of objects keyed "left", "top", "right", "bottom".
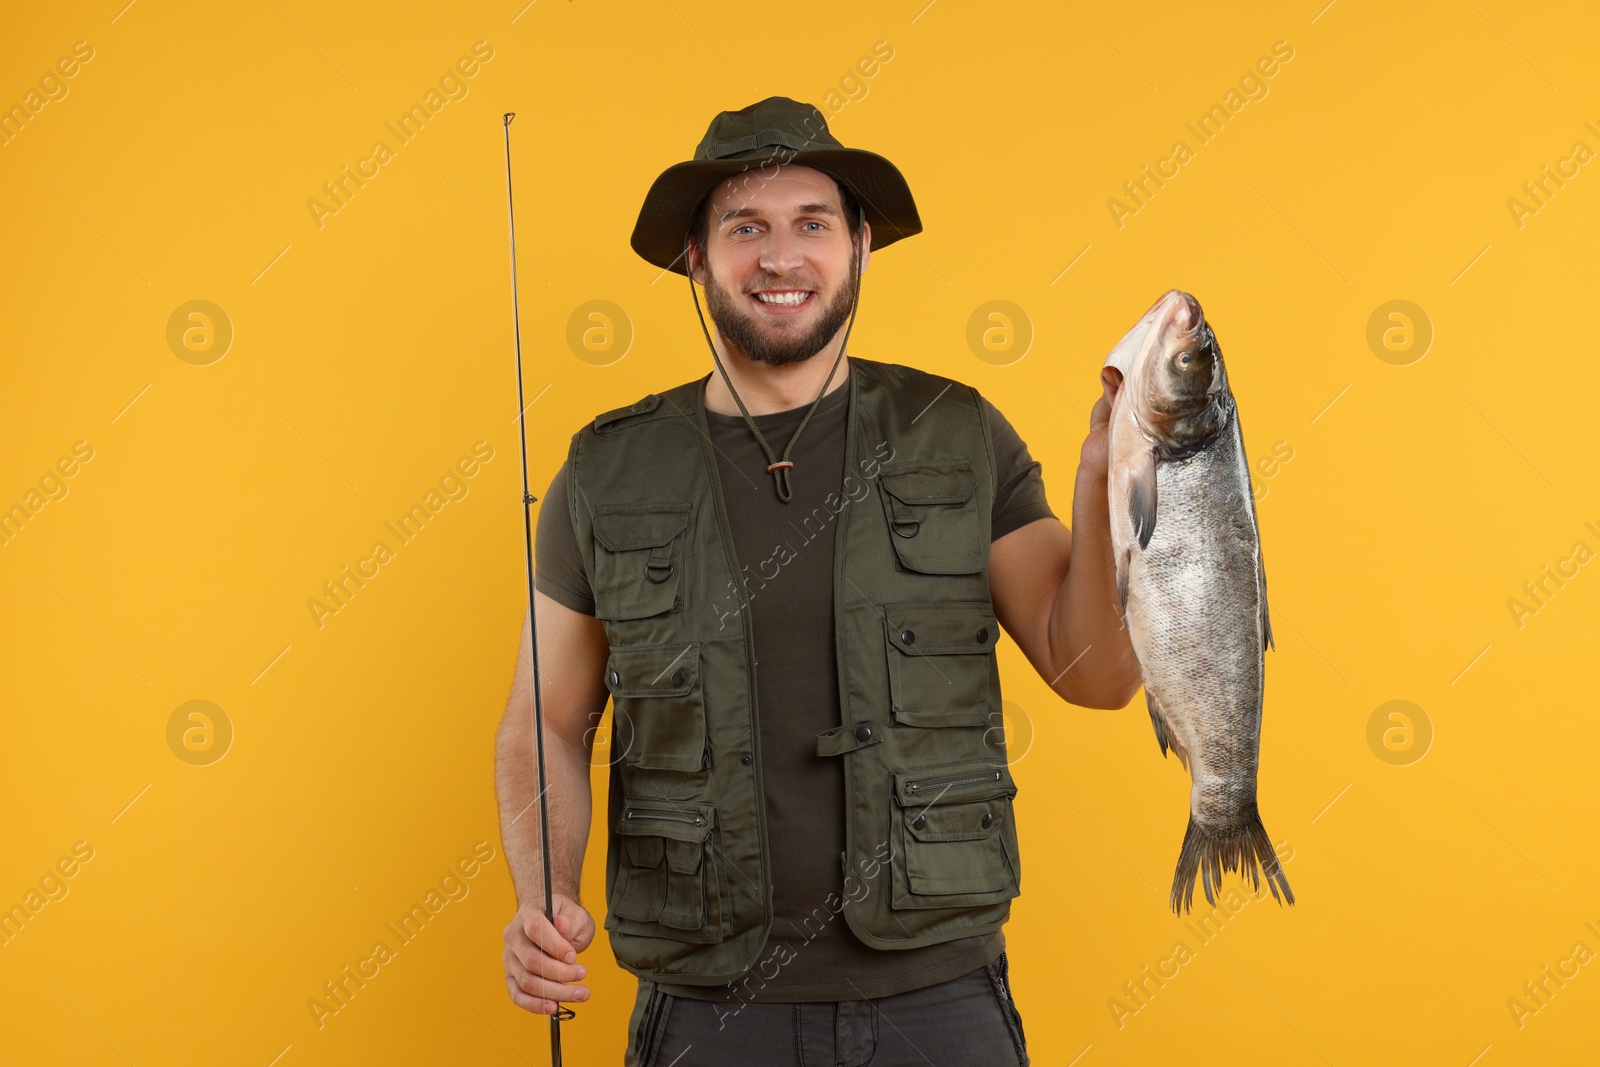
[{"left": 3, "top": 1, "right": 1596, "bottom": 1064}]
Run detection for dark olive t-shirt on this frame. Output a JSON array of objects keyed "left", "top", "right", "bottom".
[{"left": 535, "top": 366, "right": 1057, "bottom": 1003}]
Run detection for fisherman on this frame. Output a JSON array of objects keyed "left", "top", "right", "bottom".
[{"left": 495, "top": 96, "right": 1142, "bottom": 1066}]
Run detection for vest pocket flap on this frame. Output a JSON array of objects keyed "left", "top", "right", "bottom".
[
  {"left": 609, "top": 645, "right": 706, "bottom": 772},
  {"left": 880, "top": 462, "right": 976, "bottom": 505},
  {"left": 885, "top": 601, "right": 998, "bottom": 655},
  {"left": 593, "top": 504, "right": 691, "bottom": 551},
  {"left": 904, "top": 798, "right": 1007, "bottom": 842},
  {"left": 606, "top": 644, "right": 700, "bottom": 698},
  {"left": 664, "top": 838, "right": 704, "bottom": 875},
  {"left": 625, "top": 835, "right": 665, "bottom": 868},
  {"left": 894, "top": 762, "right": 1013, "bottom": 806},
  {"left": 905, "top": 830, "right": 1014, "bottom": 896}
]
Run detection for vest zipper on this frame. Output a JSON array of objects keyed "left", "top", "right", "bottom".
[
  {"left": 624, "top": 807, "right": 707, "bottom": 828},
  {"left": 904, "top": 769, "right": 1002, "bottom": 796}
]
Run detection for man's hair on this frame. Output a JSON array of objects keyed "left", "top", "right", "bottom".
[{"left": 689, "top": 173, "right": 863, "bottom": 259}]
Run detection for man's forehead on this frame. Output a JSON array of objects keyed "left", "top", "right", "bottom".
[{"left": 706, "top": 163, "right": 841, "bottom": 213}]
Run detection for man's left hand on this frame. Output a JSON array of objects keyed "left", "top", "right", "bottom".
[{"left": 1079, "top": 368, "right": 1122, "bottom": 481}]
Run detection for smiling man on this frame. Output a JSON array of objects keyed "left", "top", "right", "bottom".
[{"left": 495, "top": 97, "right": 1141, "bottom": 1066}]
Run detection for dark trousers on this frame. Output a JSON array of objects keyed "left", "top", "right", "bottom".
[{"left": 624, "top": 953, "right": 1029, "bottom": 1067}]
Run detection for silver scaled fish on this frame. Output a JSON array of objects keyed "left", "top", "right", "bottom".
[{"left": 1103, "top": 289, "right": 1294, "bottom": 915}]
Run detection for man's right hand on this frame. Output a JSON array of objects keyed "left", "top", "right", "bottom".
[{"left": 502, "top": 893, "right": 595, "bottom": 1015}]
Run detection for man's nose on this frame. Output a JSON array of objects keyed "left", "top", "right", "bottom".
[{"left": 757, "top": 224, "right": 806, "bottom": 276}]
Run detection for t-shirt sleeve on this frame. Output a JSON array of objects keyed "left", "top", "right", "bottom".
[
  {"left": 534, "top": 459, "right": 597, "bottom": 616},
  {"left": 983, "top": 395, "right": 1058, "bottom": 541}
]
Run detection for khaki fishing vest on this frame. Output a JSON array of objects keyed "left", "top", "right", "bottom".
[{"left": 567, "top": 357, "right": 1021, "bottom": 985}]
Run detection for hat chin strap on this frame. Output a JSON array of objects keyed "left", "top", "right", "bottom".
[{"left": 687, "top": 203, "right": 865, "bottom": 504}]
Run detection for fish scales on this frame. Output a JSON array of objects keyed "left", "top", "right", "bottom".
[{"left": 1102, "top": 289, "right": 1293, "bottom": 915}]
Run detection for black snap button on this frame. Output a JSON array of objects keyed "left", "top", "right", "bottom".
[
  {"left": 912, "top": 814, "right": 926, "bottom": 830},
  {"left": 670, "top": 669, "right": 686, "bottom": 687},
  {"left": 854, "top": 723, "right": 873, "bottom": 742},
  {"left": 976, "top": 628, "right": 989, "bottom": 644},
  {"left": 900, "top": 629, "right": 915, "bottom": 645},
  {"left": 980, "top": 812, "right": 994, "bottom": 829},
  {"left": 740, "top": 752, "right": 753, "bottom": 766},
  {"left": 607, "top": 670, "right": 619, "bottom": 687}
]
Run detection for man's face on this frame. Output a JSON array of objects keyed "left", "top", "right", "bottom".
[{"left": 690, "top": 164, "right": 870, "bottom": 368}]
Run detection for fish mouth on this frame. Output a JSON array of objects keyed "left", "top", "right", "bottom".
[
  {"left": 1157, "top": 290, "right": 1203, "bottom": 337},
  {"left": 1104, "top": 290, "right": 1225, "bottom": 446},
  {"left": 1104, "top": 290, "right": 1204, "bottom": 375}
]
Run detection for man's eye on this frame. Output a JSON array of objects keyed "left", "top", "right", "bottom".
[
  {"left": 801, "top": 221, "right": 825, "bottom": 231},
  {"left": 731, "top": 225, "right": 757, "bottom": 235}
]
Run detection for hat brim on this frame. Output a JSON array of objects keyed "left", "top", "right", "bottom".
[{"left": 630, "top": 147, "right": 922, "bottom": 277}]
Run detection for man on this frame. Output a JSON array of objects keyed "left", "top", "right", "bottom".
[{"left": 496, "top": 97, "right": 1141, "bottom": 1066}]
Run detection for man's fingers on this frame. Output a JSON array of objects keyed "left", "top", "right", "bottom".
[
  {"left": 514, "top": 970, "right": 591, "bottom": 1006},
  {"left": 551, "top": 899, "right": 597, "bottom": 952},
  {"left": 553, "top": 910, "right": 593, "bottom": 952},
  {"left": 504, "top": 971, "right": 581, "bottom": 1017},
  {"left": 505, "top": 937, "right": 587, "bottom": 984},
  {"left": 522, "top": 909, "right": 578, "bottom": 964}
]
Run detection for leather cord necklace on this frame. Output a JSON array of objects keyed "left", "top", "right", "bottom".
[{"left": 687, "top": 203, "right": 865, "bottom": 503}]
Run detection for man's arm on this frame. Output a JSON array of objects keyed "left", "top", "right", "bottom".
[
  {"left": 495, "top": 590, "right": 611, "bottom": 1014},
  {"left": 990, "top": 372, "right": 1142, "bottom": 710}
]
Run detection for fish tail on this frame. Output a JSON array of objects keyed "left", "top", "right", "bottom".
[{"left": 1168, "top": 808, "right": 1294, "bottom": 915}]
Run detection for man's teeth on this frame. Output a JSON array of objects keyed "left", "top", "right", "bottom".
[{"left": 755, "top": 291, "right": 811, "bottom": 305}]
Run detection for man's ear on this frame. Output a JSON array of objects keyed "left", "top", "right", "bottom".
[
  {"left": 686, "top": 236, "right": 707, "bottom": 285},
  {"left": 858, "top": 220, "right": 872, "bottom": 275}
]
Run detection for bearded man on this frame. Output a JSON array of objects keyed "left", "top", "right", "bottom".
[{"left": 495, "top": 96, "right": 1139, "bottom": 1066}]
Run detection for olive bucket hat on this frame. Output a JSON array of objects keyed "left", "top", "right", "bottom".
[{"left": 630, "top": 95, "right": 922, "bottom": 276}]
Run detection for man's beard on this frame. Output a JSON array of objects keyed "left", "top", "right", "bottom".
[{"left": 702, "top": 258, "right": 857, "bottom": 368}]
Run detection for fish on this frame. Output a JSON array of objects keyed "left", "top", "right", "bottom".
[{"left": 1102, "top": 289, "right": 1294, "bottom": 915}]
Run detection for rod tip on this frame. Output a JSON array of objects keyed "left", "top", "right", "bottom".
[{"left": 504, "top": 112, "right": 516, "bottom": 125}]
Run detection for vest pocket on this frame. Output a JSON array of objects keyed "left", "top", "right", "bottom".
[
  {"left": 884, "top": 601, "right": 999, "bottom": 728},
  {"left": 605, "top": 643, "right": 707, "bottom": 772},
  {"left": 592, "top": 503, "right": 691, "bottom": 620},
  {"left": 878, "top": 461, "right": 985, "bottom": 575},
  {"left": 890, "top": 760, "right": 1020, "bottom": 910},
  {"left": 610, "top": 799, "right": 727, "bottom": 943}
]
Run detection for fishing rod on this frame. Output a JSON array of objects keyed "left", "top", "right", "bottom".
[{"left": 502, "top": 110, "right": 575, "bottom": 1065}]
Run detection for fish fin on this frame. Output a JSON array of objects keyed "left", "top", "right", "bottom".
[
  {"left": 1115, "top": 546, "right": 1131, "bottom": 612},
  {"left": 1129, "top": 448, "right": 1158, "bottom": 550},
  {"left": 1168, "top": 807, "right": 1295, "bottom": 915},
  {"left": 1144, "top": 689, "right": 1188, "bottom": 770},
  {"left": 1227, "top": 397, "right": 1275, "bottom": 654}
]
